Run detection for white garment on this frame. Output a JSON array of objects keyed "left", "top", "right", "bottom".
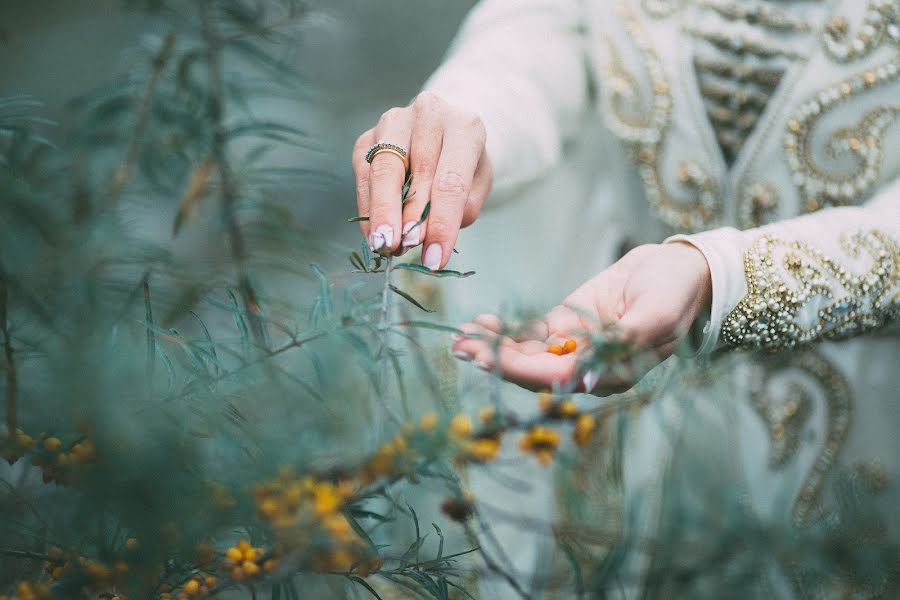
[{"left": 423, "top": 0, "right": 900, "bottom": 597}]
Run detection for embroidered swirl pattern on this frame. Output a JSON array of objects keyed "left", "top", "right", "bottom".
[
  {"left": 723, "top": 231, "right": 900, "bottom": 351},
  {"left": 599, "top": 2, "right": 721, "bottom": 230},
  {"left": 748, "top": 350, "right": 853, "bottom": 526},
  {"left": 784, "top": 57, "right": 900, "bottom": 213},
  {"left": 822, "top": 0, "right": 900, "bottom": 63}
]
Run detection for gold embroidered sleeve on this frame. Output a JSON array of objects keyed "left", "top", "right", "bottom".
[{"left": 722, "top": 231, "right": 900, "bottom": 351}]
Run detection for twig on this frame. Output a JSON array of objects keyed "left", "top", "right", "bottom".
[
  {"left": 464, "top": 522, "right": 533, "bottom": 600},
  {"left": 0, "top": 548, "right": 58, "bottom": 563},
  {"left": 104, "top": 31, "right": 176, "bottom": 208},
  {"left": 373, "top": 254, "right": 402, "bottom": 427},
  {"left": 197, "top": 0, "right": 268, "bottom": 346},
  {"left": 1, "top": 271, "right": 16, "bottom": 433}
]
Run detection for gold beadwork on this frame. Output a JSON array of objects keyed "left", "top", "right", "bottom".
[
  {"left": 822, "top": 0, "right": 900, "bottom": 63},
  {"left": 784, "top": 57, "right": 900, "bottom": 211},
  {"left": 601, "top": 2, "right": 721, "bottom": 231},
  {"left": 748, "top": 350, "right": 853, "bottom": 526},
  {"left": 723, "top": 231, "right": 900, "bottom": 352}
]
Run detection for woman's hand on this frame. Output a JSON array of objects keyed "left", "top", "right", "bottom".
[
  {"left": 451, "top": 243, "right": 712, "bottom": 395},
  {"left": 353, "top": 92, "right": 493, "bottom": 270}
]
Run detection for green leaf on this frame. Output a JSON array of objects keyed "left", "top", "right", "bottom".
[
  {"left": 389, "top": 285, "right": 434, "bottom": 313},
  {"left": 445, "top": 580, "right": 478, "bottom": 600},
  {"left": 348, "top": 215, "right": 370, "bottom": 223},
  {"left": 432, "top": 523, "right": 444, "bottom": 561},
  {"left": 311, "top": 263, "right": 333, "bottom": 319},
  {"left": 393, "top": 263, "right": 475, "bottom": 278},
  {"left": 349, "top": 576, "right": 384, "bottom": 600},
  {"left": 393, "top": 321, "right": 464, "bottom": 335},
  {"left": 558, "top": 539, "right": 584, "bottom": 597}
]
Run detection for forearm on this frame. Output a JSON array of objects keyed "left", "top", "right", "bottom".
[{"left": 669, "top": 179, "right": 900, "bottom": 353}]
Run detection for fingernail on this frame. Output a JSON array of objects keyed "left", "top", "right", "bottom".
[
  {"left": 474, "top": 360, "right": 490, "bottom": 371},
  {"left": 423, "top": 243, "right": 442, "bottom": 270},
  {"left": 375, "top": 224, "right": 394, "bottom": 249},
  {"left": 582, "top": 371, "right": 599, "bottom": 393},
  {"left": 451, "top": 333, "right": 463, "bottom": 342},
  {"left": 453, "top": 350, "right": 473, "bottom": 361},
  {"left": 401, "top": 221, "right": 421, "bottom": 247},
  {"left": 368, "top": 232, "right": 384, "bottom": 251}
]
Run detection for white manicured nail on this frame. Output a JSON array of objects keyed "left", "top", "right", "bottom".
[
  {"left": 375, "top": 224, "right": 394, "bottom": 248},
  {"left": 451, "top": 333, "right": 463, "bottom": 342},
  {"left": 423, "top": 243, "right": 442, "bottom": 270},
  {"left": 368, "top": 232, "right": 384, "bottom": 251},
  {"left": 453, "top": 350, "right": 473, "bottom": 361},
  {"left": 402, "top": 221, "right": 421, "bottom": 247},
  {"left": 582, "top": 371, "right": 599, "bottom": 393}
]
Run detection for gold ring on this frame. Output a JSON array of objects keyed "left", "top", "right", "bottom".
[
  {"left": 366, "top": 140, "right": 410, "bottom": 171},
  {"left": 368, "top": 147, "right": 409, "bottom": 171}
]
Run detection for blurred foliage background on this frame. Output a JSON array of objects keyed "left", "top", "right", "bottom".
[{"left": 0, "top": 0, "right": 476, "bottom": 248}]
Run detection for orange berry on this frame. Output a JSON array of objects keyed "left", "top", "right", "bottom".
[
  {"left": 183, "top": 580, "right": 201, "bottom": 594},
  {"left": 547, "top": 344, "right": 564, "bottom": 355},
  {"left": 225, "top": 547, "right": 242, "bottom": 562},
  {"left": 450, "top": 414, "right": 473, "bottom": 437},
  {"left": 242, "top": 560, "right": 260, "bottom": 577},
  {"left": 420, "top": 412, "right": 439, "bottom": 432},
  {"left": 43, "top": 437, "right": 62, "bottom": 452},
  {"left": 562, "top": 339, "right": 577, "bottom": 354}
]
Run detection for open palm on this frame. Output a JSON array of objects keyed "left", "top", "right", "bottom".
[{"left": 451, "top": 243, "right": 712, "bottom": 395}]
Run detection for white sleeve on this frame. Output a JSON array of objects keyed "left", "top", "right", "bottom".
[
  {"left": 667, "top": 178, "right": 900, "bottom": 354},
  {"left": 423, "top": 0, "right": 592, "bottom": 192}
]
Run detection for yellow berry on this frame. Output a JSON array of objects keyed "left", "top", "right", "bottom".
[
  {"left": 450, "top": 414, "right": 473, "bottom": 437},
  {"left": 124, "top": 538, "right": 139, "bottom": 551},
  {"left": 478, "top": 406, "right": 495, "bottom": 424},
  {"left": 183, "top": 579, "right": 201, "bottom": 594},
  {"left": 262, "top": 558, "right": 279, "bottom": 573},
  {"left": 242, "top": 560, "right": 260, "bottom": 577},
  {"left": 204, "top": 576, "right": 219, "bottom": 588},
  {"left": 562, "top": 339, "right": 577, "bottom": 354},
  {"left": 420, "top": 412, "right": 439, "bottom": 432},
  {"left": 547, "top": 344, "right": 564, "bottom": 355},
  {"left": 43, "top": 437, "right": 63, "bottom": 452},
  {"left": 225, "top": 547, "right": 243, "bottom": 562},
  {"left": 574, "top": 414, "right": 598, "bottom": 448}
]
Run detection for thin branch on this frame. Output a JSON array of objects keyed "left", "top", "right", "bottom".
[
  {"left": 464, "top": 522, "right": 533, "bottom": 600},
  {"left": 1, "top": 271, "right": 16, "bottom": 433},
  {"left": 198, "top": 0, "right": 268, "bottom": 346},
  {"left": 0, "top": 548, "right": 59, "bottom": 563},
  {"left": 373, "top": 254, "right": 402, "bottom": 426},
  {"left": 103, "top": 30, "right": 176, "bottom": 208}
]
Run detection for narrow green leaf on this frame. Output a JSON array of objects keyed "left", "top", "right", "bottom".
[
  {"left": 432, "top": 523, "right": 444, "bottom": 561},
  {"left": 389, "top": 285, "right": 434, "bottom": 313},
  {"left": 393, "top": 263, "right": 475, "bottom": 278},
  {"left": 393, "top": 321, "right": 464, "bottom": 335},
  {"left": 348, "top": 215, "right": 370, "bottom": 223},
  {"left": 349, "top": 576, "right": 384, "bottom": 600}
]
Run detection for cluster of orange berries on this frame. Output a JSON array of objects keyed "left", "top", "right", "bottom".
[
  {"left": 254, "top": 470, "right": 354, "bottom": 528},
  {"left": 158, "top": 574, "right": 219, "bottom": 600},
  {"left": 0, "top": 582, "right": 50, "bottom": 600},
  {"left": 547, "top": 339, "right": 578, "bottom": 356},
  {"left": 451, "top": 408, "right": 503, "bottom": 463},
  {"left": 1, "top": 428, "right": 96, "bottom": 484},
  {"left": 253, "top": 471, "right": 380, "bottom": 575},
  {"left": 41, "top": 545, "right": 130, "bottom": 596},
  {"left": 514, "top": 393, "right": 601, "bottom": 466},
  {"left": 223, "top": 540, "right": 279, "bottom": 582}
]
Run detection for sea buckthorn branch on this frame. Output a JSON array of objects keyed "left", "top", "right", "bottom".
[
  {"left": 102, "top": 31, "right": 177, "bottom": 209},
  {"left": 197, "top": 0, "right": 267, "bottom": 346},
  {"left": 1, "top": 274, "right": 16, "bottom": 435}
]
